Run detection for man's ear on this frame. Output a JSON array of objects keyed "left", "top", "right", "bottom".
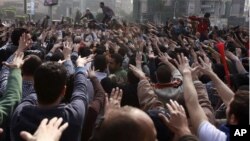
[{"left": 228, "top": 114, "right": 238, "bottom": 125}]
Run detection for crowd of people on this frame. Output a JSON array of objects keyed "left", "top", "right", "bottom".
[{"left": 0, "top": 2, "right": 249, "bottom": 141}]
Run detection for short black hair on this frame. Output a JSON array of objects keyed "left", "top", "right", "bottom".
[
  {"left": 79, "top": 47, "right": 91, "bottom": 57},
  {"left": 229, "top": 90, "right": 249, "bottom": 125},
  {"left": 11, "top": 28, "right": 29, "bottom": 46},
  {"left": 100, "top": 2, "right": 104, "bottom": 5},
  {"left": 50, "top": 50, "right": 64, "bottom": 62},
  {"left": 127, "top": 70, "right": 140, "bottom": 84},
  {"left": 34, "top": 62, "right": 67, "bottom": 105},
  {"left": 94, "top": 55, "right": 107, "bottom": 72},
  {"left": 22, "top": 55, "right": 42, "bottom": 76},
  {"left": 178, "top": 19, "right": 185, "bottom": 26},
  {"left": 118, "top": 47, "right": 128, "bottom": 57},
  {"left": 204, "top": 13, "right": 210, "bottom": 18},
  {"left": 111, "top": 53, "right": 123, "bottom": 67},
  {"left": 156, "top": 64, "right": 172, "bottom": 83}
]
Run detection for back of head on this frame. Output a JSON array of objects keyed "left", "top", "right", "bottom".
[
  {"left": 204, "top": 13, "right": 210, "bottom": 18},
  {"left": 22, "top": 55, "right": 42, "bottom": 76},
  {"left": 147, "top": 110, "right": 174, "bottom": 141},
  {"left": 50, "top": 50, "right": 64, "bottom": 62},
  {"left": 100, "top": 2, "right": 104, "bottom": 6},
  {"left": 94, "top": 55, "right": 107, "bottom": 72},
  {"left": 118, "top": 47, "right": 128, "bottom": 57},
  {"left": 79, "top": 47, "right": 91, "bottom": 57},
  {"left": 156, "top": 64, "right": 172, "bottom": 83},
  {"left": 11, "top": 28, "right": 29, "bottom": 46},
  {"left": 127, "top": 70, "right": 139, "bottom": 84},
  {"left": 111, "top": 53, "right": 123, "bottom": 67},
  {"left": 92, "top": 107, "right": 148, "bottom": 141},
  {"left": 229, "top": 90, "right": 249, "bottom": 125},
  {"left": 34, "top": 62, "right": 67, "bottom": 105},
  {"left": 178, "top": 19, "right": 185, "bottom": 26}
]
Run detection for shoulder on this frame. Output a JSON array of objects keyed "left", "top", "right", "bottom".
[{"left": 198, "top": 121, "right": 227, "bottom": 141}]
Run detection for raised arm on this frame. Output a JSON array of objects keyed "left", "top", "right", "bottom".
[
  {"left": 70, "top": 56, "right": 93, "bottom": 119},
  {"left": 129, "top": 64, "right": 163, "bottom": 111},
  {"left": 0, "top": 54, "right": 14, "bottom": 96},
  {"left": 62, "top": 42, "right": 75, "bottom": 76},
  {"left": 0, "top": 33, "right": 31, "bottom": 96},
  {"left": 174, "top": 53, "right": 207, "bottom": 133},
  {"left": 198, "top": 56, "right": 234, "bottom": 107},
  {"left": 0, "top": 52, "right": 24, "bottom": 124},
  {"left": 88, "top": 67, "right": 106, "bottom": 112},
  {"left": 225, "top": 50, "right": 247, "bottom": 74}
]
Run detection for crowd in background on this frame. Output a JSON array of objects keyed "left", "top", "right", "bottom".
[{"left": 0, "top": 3, "right": 249, "bottom": 141}]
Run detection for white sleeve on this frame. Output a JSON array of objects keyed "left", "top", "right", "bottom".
[
  {"left": 198, "top": 121, "right": 227, "bottom": 141},
  {"left": 172, "top": 69, "right": 182, "bottom": 80}
]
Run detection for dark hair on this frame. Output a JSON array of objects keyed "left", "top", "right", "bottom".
[
  {"left": 110, "top": 53, "right": 123, "bottom": 67},
  {"left": 50, "top": 50, "right": 64, "bottom": 62},
  {"left": 95, "top": 46, "right": 106, "bottom": 55},
  {"left": 156, "top": 64, "right": 172, "bottom": 83},
  {"left": 11, "top": 28, "right": 29, "bottom": 46},
  {"left": 118, "top": 47, "right": 128, "bottom": 57},
  {"left": 101, "top": 77, "right": 118, "bottom": 94},
  {"left": 178, "top": 19, "right": 185, "bottom": 26},
  {"left": 34, "top": 62, "right": 67, "bottom": 105},
  {"left": 100, "top": 2, "right": 104, "bottom": 6},
  {"left": 79, "top": 47, "right": 91, "bottom": 57},
  {"left": 204, "top": 13, "right": 210, "bottom": 18},
  {"left": 94, "top": 55, "right": 107, "bottom": 72},
  {"left": 127, "top": 70, "right": 139, "bottom": 84},
  {"left": 212, "top": 64, "right": 225, "bottom": 81},
  {"left": 228, "top": 90, "right": 249, "bottom": 125},
  {"left": 22, "top": 55, "right": 42, "bottom": 76},
  {"left": 62, "top": 74, "right": 75, "bottom": 103},
  {"left": 147, "top": 110, "right": 174, "bottom": 141}
]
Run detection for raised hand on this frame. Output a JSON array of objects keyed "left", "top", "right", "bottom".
[
  {"left": 198, "top": 56, "right": 213, "bottom": 75},
  {"left": 135, "top": 52, "right": 142, "bottom": 69},
  {"left": 174, "top": 53, "right": 191, "bottom": 75},
  {"left": 2, "top": 52, "right": 24, "bottom": 69},
  {"left": 105, "top": 87, "right": 123, "bottom": 113},
  {"left": 129, "top": 64, "right": 146, "bottom": 80},
  {"left": 62, "top": 41, "right": 73, "bottom": 60},
  {"left": 148, "top": 51, "right": 157, "bottom": 59},
  {"left": 20, "top": 117, "right": 68, "bottom": 141},
  {"left": 76, "top": 56, "right": 93, "bottom": 67},
  {"left": 159, "top": 52, "right": 172, "bottom": 64},
  {"left": 159, "top": 100, "right": 190, "bottom": 137},
  {"left": 17, "top": 33, "right": 32, "bottom": 52},
  {"left": 51, "top": 42, "right": 63, "bottom": 53},
  {"left": 88, "top": 66, "right": 97, "bottom": 79}
]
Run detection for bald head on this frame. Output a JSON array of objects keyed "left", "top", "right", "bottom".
[{"left": 93, "top": 106, "right": 157, "bottom": 141}]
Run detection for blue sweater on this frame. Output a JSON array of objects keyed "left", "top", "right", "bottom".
[{"left": 10, "top": 68, "right": 89, "bottom": 141}]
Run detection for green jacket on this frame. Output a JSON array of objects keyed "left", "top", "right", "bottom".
[{"left": 0, "top": 68, "right": 21, "bottom": 124}]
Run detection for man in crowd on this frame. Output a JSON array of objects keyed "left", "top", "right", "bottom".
[
  {"left": 0, "top": 2, "right": 248, "bottom": 141},
  {"left": 189, "top": 13, "right": 211, "bottom": 41},
  {"left": 108, "top": 53, "right": 127, "bottom": 86},
  {"left": 81, "top": 8, "right": 95, "bottom": 21},
  {"left": 10, "top": 55, "right": 92, "bottom": 141},
  {"left": 100, "top": 2, "right": 115, "bottom": 24}
]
